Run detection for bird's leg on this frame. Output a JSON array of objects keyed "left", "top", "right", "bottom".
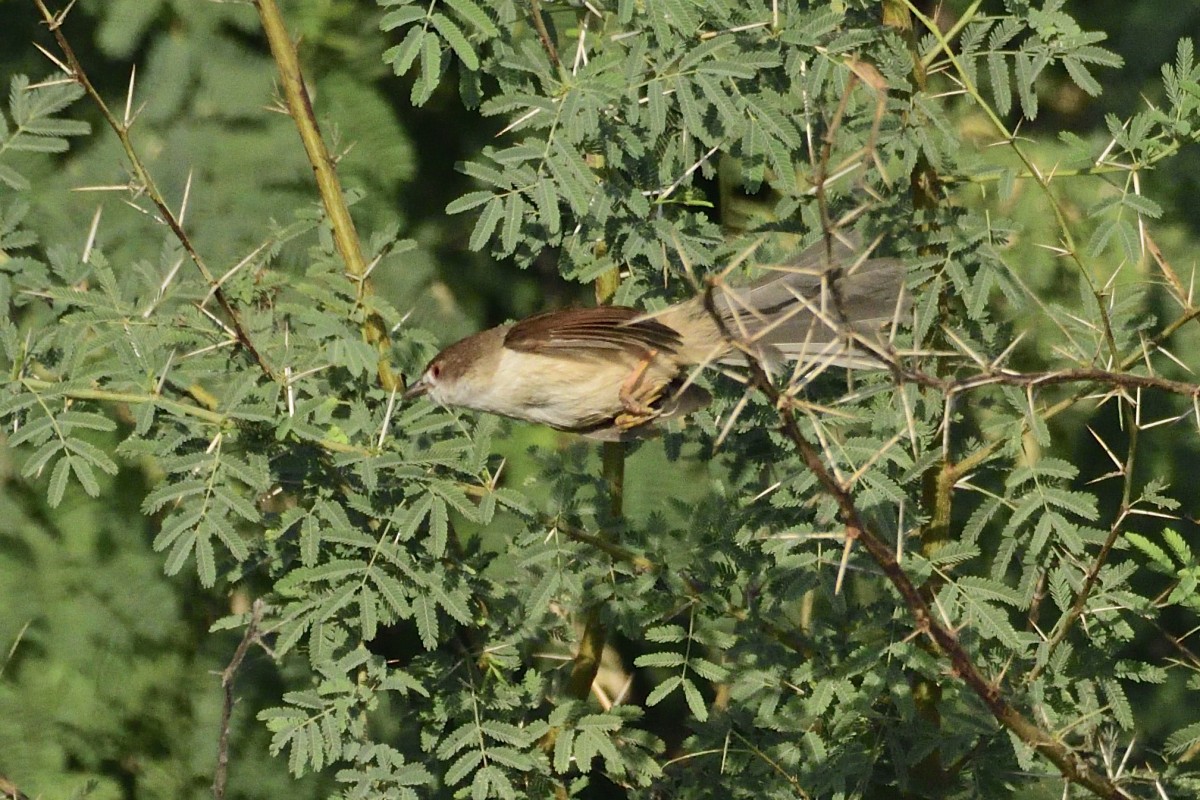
[{"left": 616, "top": 349, "right": 665, "bottom": 429}]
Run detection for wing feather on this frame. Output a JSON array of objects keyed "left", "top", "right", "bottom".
[{"left": 504, "top": 307, "right": 682, "bottom": 355}]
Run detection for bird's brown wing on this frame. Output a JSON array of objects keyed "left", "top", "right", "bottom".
[{"left": 504, "top": 306, "right": 682, "bottom": 356}]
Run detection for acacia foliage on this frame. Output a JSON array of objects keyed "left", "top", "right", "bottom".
[{"left": 3, "top": 1, "right": 1200, "bottom": 798}]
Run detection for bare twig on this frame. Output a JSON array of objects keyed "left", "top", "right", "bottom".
[
  {"left": 213, "top": 599, "right": 265, "bottom": 800},
  {"left": 908, "top": 366, "right": 1200, "bottom": 401}
]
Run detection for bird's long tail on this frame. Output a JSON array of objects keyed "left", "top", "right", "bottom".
[{"left": 664, "top": 237, "right": 910, "bottom": 371}]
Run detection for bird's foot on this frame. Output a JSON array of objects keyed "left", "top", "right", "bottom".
[{"left": 616, "top": 350, "right": 664, "bottom": 429}]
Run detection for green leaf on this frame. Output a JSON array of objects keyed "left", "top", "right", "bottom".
[
  {"left": 468, "top": 196, "right": 504, "bottom": 251},
  {"left": 413, "top": 593, "right": 438, "bottom": 650},
  {"left": 1063, "top": 56, "right": 1101, "bottom": 96},
  {"left": 1167, "top": 721, "right": 1200, "bottom": 755},
  {"left": 429, "top": 580, "right": 472, "bottom": 625},
  {"left": 446, "top": 189, "right": 496, "bottom": 215},
  {"left": 645, "top": 675, "right": 681, "bottom": 707},
  {"left": 634, "top": 651, "right": 685, "bottom": 669},
  {"left": 1162, "top": 528, "right": 1192, "bottom": 566},
  {"left": 1120, "top": 192, "right": 1162, "bottom": 219},
  {"left": 444, "top": 749, "right": 483, "bottom": 787},
  {"left": 480, "top": 720, "right": 531, "bottom": 747},
  {"left": 47, "top": 455, "right": 70, "bottom": 507},
  {"left": 988, "top": 52, "right": 1011, "bottom": 116},
  {"left": 553, "top": 729, "right": 575, "bottom": 773},
  {"left": 956, "top": 575, "right": 1025, "bottom": 607},
  {"left": 445, "top": 0, "right": 499, "bottom": 37},
  {"left": 0, "top": 163, "right": 30, "bottom": 190},
  {"left": 413, "top": 34, "right": 443, "bottom": 106},
  {"left": 682, "top": 678, "right": 707, "bottom": 721},
  {"left": 532, "top": 177, "right": 561, "bottom": 235},
  {"left": 1125, "top": 532, "right": 1174, "bottom": 571},
  {"left": 427, "top": 495, "right": 448, "bottom": 557},
  {"left": 644, "top": 624, "right": 685, "bottom": 643},
  {"left": 380, "top": 6, "right": 426, "bottom": 31},
  {"left": 500, "top": 192, "right": 524, "bottom": 254},
  {"left": 385, "top": 27, "right": 426, "bottom": 76},
  {"left": 431, "top": 12, "right": 478, "bottom": 71},
  {"left": 687, "top": 657, "right": 728, "bottom": 683},
  {"left": 966, "top": 598, "right": 1026, "bottom": 650}
]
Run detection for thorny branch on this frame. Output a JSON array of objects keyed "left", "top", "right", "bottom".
[
  {"left": 33, "top": 0, "right": 275, "bottom": 381},
  {"left": 1025, "top": 508, "right": 1129, "bottom": 686},
  {"left": 701, "top": 281, "right": 1136, "bottom": 800},
  {"left": 213, "top": 599, "right": 264, "bottom": 800},
  {"left": 253, "top": 0, "right": 399, "bottom": 392},
  {"left": 902, "top": 365, "right": 1200, "bottom": 401}
]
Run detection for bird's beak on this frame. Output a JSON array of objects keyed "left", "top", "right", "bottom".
[{"left": 401, "top": 376, "right": 429, "bottom": 401}]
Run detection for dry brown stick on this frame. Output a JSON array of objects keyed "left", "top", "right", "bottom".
[
  {"left": 701, "top": 285, "right": 1134, "bottom": 800},
  {"left": 529, "top": 0, "right": 561, "bottom": 71},
  {"left": 32, "top": 0, "right": 274, "bottom": 380},
  {"left": 213, "top": 599, "right": 264, "bottom": 800},
  {"left": 253, "top": 0, "right": 399, "bottom": 392},
  {"left": 924, "top": 367, "right": 1200, "bottom": 399}
]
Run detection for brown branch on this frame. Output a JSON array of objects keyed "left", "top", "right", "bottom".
[
  {"left": 701, "top": 286, "right": 1134, "bottom": 800},
  {"left": 33, "top": 0, "right": 275, "bottom": 381},
  {"left": 253, "top": 0, "right": 398, "bottom": 392},
  {"left": 912, "top": 362, "right": 1196, "bottom": 484},
  {"left": 920, "top": 260, "right": 1200, "bottom": 486},
  {"left": 927, "top": 367, "right": 1200, "bottom": 399},
  {"left": 213, "top": 599, "right": 264, "bottom": 800},
  {"left": 528, "top": 0, "right": 561, "bottom": 71},
  {"left": 779, "top": 395, "right": 1129, "bottom": 798}
]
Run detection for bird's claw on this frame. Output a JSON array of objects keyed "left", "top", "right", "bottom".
[{"left": 616, "top": 350, "right": 664, "bottom": 429}]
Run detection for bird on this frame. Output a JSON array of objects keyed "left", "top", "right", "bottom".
[{"left": 402, "top": 237, "right": 908, "bottom": 440}]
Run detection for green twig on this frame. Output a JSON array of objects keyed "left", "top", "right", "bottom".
[
  {"left": 253, "top": 0, "right": 398, "bottom": 392},
  {"left": 18, "top": 378, "right": 370, "bottom": 455}
]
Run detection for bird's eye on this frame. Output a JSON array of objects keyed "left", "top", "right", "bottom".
[{"left": 429, "top": 363, "right": 442, "bottom": 381}]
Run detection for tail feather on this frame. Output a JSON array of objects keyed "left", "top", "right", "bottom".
[{"left": 715, "top": 239, "right": 909, "bottom": 370}]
